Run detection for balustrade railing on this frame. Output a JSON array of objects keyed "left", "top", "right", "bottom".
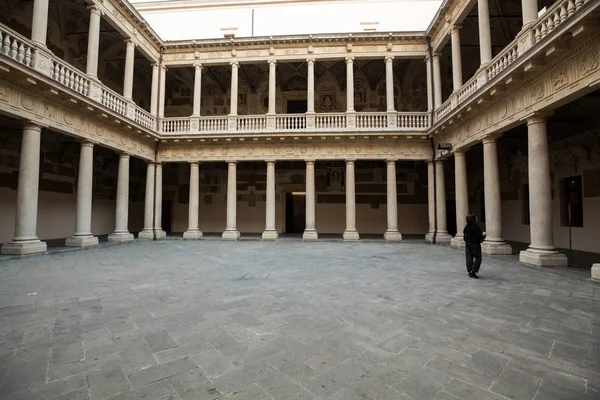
[
  {"left": 315, "top": 114, "right": 346, "bottom": 130},
  {"left": 0, "top": 25, "right": 34, "bottom": 68},
  {"left": 486, "top": 42, "right": 518, "bottom": 80},
  {"left": 457, "top": 76, "right": 479, "bottom": 104},
  {"left": 238, "top": 115, "right": 267, "bottom": 131},
  {"left": 161, "top": 117, "right": 190, "bottom": 133},
  {"left": 533, "top": 0, "right": 590, "bottom": 43},
  {"left": 276, "top": 114, "right": 306, "bottom": 130},
  {"left": 199, "top": 116, "right": 228, "bottom": 132},
  {"left": 435, "top": 101, "right": 454, "bottom": 121},
  {"left": 101, "top": 87, "right": 127, "bottom": 116},
  {"left": 356, "top": 113, "right": 387, "bottom": 129},
  {"left": 51, "top": 59, "right": 90, "bottom": 96},
  {"left": 135, "top": 107, "right": 155, "bottom": 130},
  {"left": 398, "top": 113, "right": 430, "bottom": 129}
]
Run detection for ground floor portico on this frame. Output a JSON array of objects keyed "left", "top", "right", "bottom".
[{"left": 0, "top": 240, "right": 598, "bottom": 399}]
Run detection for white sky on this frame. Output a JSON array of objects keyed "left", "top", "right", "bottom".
[{"left": 130, "top": 0, "right": 443, "bottom": 41}]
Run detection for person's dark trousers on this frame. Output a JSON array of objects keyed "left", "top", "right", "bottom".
[{"left": 465, "top": 243, "right": 482, "bottom": 273}]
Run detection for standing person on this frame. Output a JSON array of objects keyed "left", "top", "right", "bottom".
[{"left": 463, "top": 214, "right": 486, "bottom": 278}]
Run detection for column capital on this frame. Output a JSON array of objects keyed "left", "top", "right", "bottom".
[
  {"left": 454, "top": 149, "right": 466, "bottom": 157},
  {"left": 433, "top": 52, "right": 441, "bottom": 59},
  {"left": 227, "top": 161, "right": 237, "bottom": 165},
  {"left": 482, "top": 133, "right": 501, "bottom": 144},
  {"left": 160, "top": 64, "right": 167, "bottom": 71},
  {"left": 386, "top": 159, "right": 398, "bottom": 164},
  {"left": 525, "top": 111, "right": 552, "bottom": 126},
  {"left": 307, "top": 58, "right": 315, "bottom": 65},
  {"left": 345, "top": 159, "right": 356, "bottom": 164},
  {"left": 194, "top": 63, "right": 203, "bottom": 70},
  {"left": 265, "top": 160, "right": 276, "bottom": 165},
  {"left": 24, "top": 121, "right": 45, "bottom": 131},
  {"left": 268, "top": 59, "right": 277, "bottom": 66},
  {"left": 451, "top": 24, "right": 462, "bottom": 33},
  {"left": 88, "top": 5, "right": 102, "bottom": 16},
  {"left": 189, "top": 161, "right": 200, "bottom": 166},
  {"left": 118, "top": 152, "right": 130, "bottom": 159},
  {"left": 125, "top": 39, "right": 135, "bottom": 47},
  {"left": 345, "top": 56, "right": 355, "bottom": 64},
  {"left": 152, "top": 63, "right": 159, "bottom": 69},
  {"left": 305, "top": 159, "right": 316, "bottom": 164},
  {"left": 384, "top": 56, "right": 395, "bottom": 63},
  {"left": 80, "top": 141, "right": 94, "bottom": 149},
  {"left": 435, "top": 159, "right": 444, "bottom": 164},
  {"left": 230, "top": 61, "right": 240, "bottom": 68}
]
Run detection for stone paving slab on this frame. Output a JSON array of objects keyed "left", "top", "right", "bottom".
[{"left": 0, "top": 240, "right": 599, "bottom": 399}]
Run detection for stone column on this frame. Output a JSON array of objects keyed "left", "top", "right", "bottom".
[
  {"left": 481, "top": 136, "right": 512, "bottom": 254},
  {"left": 154, "top": 163, "right": 166, "bottom": 238},
  {"left": 66, "top": 142, "right": 98, "bottom": 247},
  {"left": 303, "top": 160, "right": 318, "bottom": 241},
  {"left": 123, "top": 40, "right": 135, "bottom": 100},
  {"left": 451, "top": 25, "right": 463, "bottom": 92},
  {"left": 1, "top": 123, "right": 47, "bottom": 255},
  {"left": 451, "top": 150, "right": 468, "bottom": 248},
  {"left": 433, "top": 53, "right": 442, "bottom": 108},
  {"left": 307, "top": 59, "right": 315, "bottom": 113},
  {"left": 384, "top": 160, "right": 402, "bottom": 242},
  {"left": 343, "top": 160, "right": 360, "bottom": 241},
  {"left": 425, "top": 161, "right": 435, "bottom": 242},
  {"left": 435, "top": 160, "right": 452, "bottom": 243},
  {"left": 184, "top": 162, "right": 203, "bottom": 240},
  {"left": 108, "top": 153, "right": 134, "bottom": 243},
  {"left": 158, "top": 65, "right": 167, "bottom": 118},
  {"left": 425, "top": 56, "right": 433, "bottom": 112},
  {"left": 478, "top": 0, "right": 493, "bottom": 65},
  {"left": 522, "top": 0, "right": 539, "bottom": 27},
  {"left": 229, "top": 62, "right": 239, "bottom": 116},
  {"left": 262, "top": 161, "right": 278, "bottom": 240},
  {"left": 31, "top": 0, "right": 49, "bottom": 46},
  {"left": 192, "top": 64, "right": 202, "bottom": 117},
  {"left": 385, "top": 56, "right": 395, "bottom": 112},
  {"left": 268, "top": 60, "right": 277, "bottom": 115},
  {"left": 150, "top": 64, "right": 159, "bottom": 118},
  {"left": 138, "top": 162, "right": 155, "bottom": 239},
  {"left": 519, "top": 115, "right": 567, "bottom": 266},
  {"left": 222, "top": 162, "right": 240, "bottom": 240},
  {"left": 346, "top": 57, "right": 355, "bottom": 112},
  {"left": 86, "top": 6, "right": 101, "bottom": 78}
]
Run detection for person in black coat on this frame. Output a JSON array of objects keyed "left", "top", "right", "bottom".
[{"left": 463, "top": 214, "right": 486, "bottom": 278}]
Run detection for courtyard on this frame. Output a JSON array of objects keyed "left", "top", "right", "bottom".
[{"left": 0, "top": 240, "right": 598, "bottom": 400}]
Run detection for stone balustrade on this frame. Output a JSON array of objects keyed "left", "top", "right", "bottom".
[{"left": 0, "top": 24, "right": 34, "bottom": 68}]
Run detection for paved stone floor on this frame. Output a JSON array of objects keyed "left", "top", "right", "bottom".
[{"left": 0, "top": 240, "right": 599, "bottom": 400}]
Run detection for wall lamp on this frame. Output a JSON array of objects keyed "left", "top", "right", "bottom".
[{"left": 437, "top": 143, "right": 453, "bottom": 151}]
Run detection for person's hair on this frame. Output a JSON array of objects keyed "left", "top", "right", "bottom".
[{"left": 466, "top": 214, "right": 477, "bottom": 224}]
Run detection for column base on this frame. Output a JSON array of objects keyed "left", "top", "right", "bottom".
[
  {"left": 261, "top": 230, "right": 279, "bottom": 241},
  {"left": 138, "top": 229, "right": 154, "bottom": 239},
  {"left": 107, "top": 232, "right": 134, "bottom": 243},
  {"left": 482, "top": 240, "right": 512, "bottom": 255},
  {"left": 154, "top": 230, "right": 167, "bottom": 239},
  {"left": 384, "top": 230, "right": 402, "bottom": 242},
  {"left": 302, "top": 229, "right": 318, "bottom": 241},
  {"left": 183, "top": 230, "right": 203, "bottom": 240},
  {"left": 425, "top": 232, "right": 434, "bottom": 243},
  {"left": 450, "top": 236, "right": 465, "bottom": 249},
  {"left": 65, "top": 235, "right": 98, "bottom": 248},
  {"left": 222, "top": 229, "right": 240, "bottom": 241},
  {"left": 519, "top": 249, "right": 568, "bottom": 267},
  {"left": 592, "top": 264, "right": 600, "bottom": 281},
  {"left": 436, "top": 232, "right": 452, "bottom": 244},
  {"left": 343, "top": 230, "right": 360, "bottom": 241},
  {"left": 1, "top": 240, "right": 47, "bottom": 255}
]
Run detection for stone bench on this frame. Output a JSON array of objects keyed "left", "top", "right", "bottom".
[{"left": 593, "top": 264, "right": 600, "bottom": 281}]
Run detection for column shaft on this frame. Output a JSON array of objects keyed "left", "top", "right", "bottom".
[
  {"left": 222, "top": 162, "right": 240, "bottom": 240},
  {"left": 343, "top": 160, "right": 359, "bottom": 241},
  {"left": 184, "top": 162, "right": 202, "bottom": 239},
  {"left": 451, "top": 26, "right": 463, "bottom": 91},
  {"left": 31, "top": 0, "right": 49, "bottom": 46},
  {"left": 262, "top": 161, "right": 278, "bottom": 240},
  {"left": 86, "top": 7, "right": 101, "bottom": 77},
  {"left": 482, "top": 136, "right": 511, "bottom": 254},
  {"left": 158, "top": 66, "right": 166, "bottom": 118},
  {"left": 478, "top": 0, "right": 493, "bottom": 65},
  {"left": 385, "top": 160, "right": 402, "bottom": 242},
  {"left": 433, "top": 53, "right": 442, "bottom": 108},
  {"left": 150, "top": 64, "right": 159, "bottom": 117},
  {"left": 425, "top": 57, "right": 433, "bottom": 111},
  {"left": 154, "top": 163, "right": 166, "bottom": 238},
  {"left": 307, "top": 59, "right": 315, "bottom": 113},
  {"left": 451, "top": 151, "right": 468, "bottom": 248},
  {"left": 66, "top": 142, "right": 98, "bottom": 247},
  {"left": 1, "top": 123, "right": 47, "bottom": 255},
  {"left": 346, "top": 57, "right": 355, "bottom": 112},
  {"left": 123, "top": 40, "right": 135, "bottom": 100},
  {"left": 303, "top": 160, "right": 318, "bottom": 240},
  {"left": 435, "top": 160, "right": 450, "bottom": 242},
  {"left": 108, "top": 154, "right": 134, "bottom": 243},
  {"left": 522, "top": 0, "right": 539, "bottom": 26},
  {"left": 385, "top": 57, "right": 395, "bottom": 112},
  {"left": 138, "top": 162, "right": 155, "bottom": 239},
  {"left": 230, "top": 62, "right": 239, "bottom": 116},
  {"left": 192, "top": 64, "right": 202, "bottom": 117},
  {"left": 268, "top": 61, "right": 277, "bottom": 114}
]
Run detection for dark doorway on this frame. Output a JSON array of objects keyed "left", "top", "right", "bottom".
[
  {"left": 285, "top": 192, "right": 306, "bottom": 233},
  {"left": 162, "top": 199, "right": 172, "bottom": 233},
  {"left": 287, "top": 100, "right": 307, "bottom": 114},
  {"left": 446, "top": 199, "right": 457, "bottom": 236}
]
